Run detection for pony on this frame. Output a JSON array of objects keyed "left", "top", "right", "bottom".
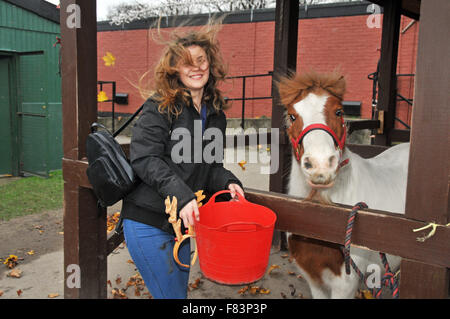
[{"left": 277, "top": 71, "right": 409, "bottom": 299}]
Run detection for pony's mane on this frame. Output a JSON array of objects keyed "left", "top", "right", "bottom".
[{"left": 277, "top": 70, "right": 346, "bottom": 107}]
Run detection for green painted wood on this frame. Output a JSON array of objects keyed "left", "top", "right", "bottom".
[
  {"left": 0, "top": 0, "right": 61, "bottom": 175},
  {"left": 0, "top": 57, "right": 13, "bottom": 175},
  {"left": 18, "top": 53, "right": 49, "bottom": 176}
]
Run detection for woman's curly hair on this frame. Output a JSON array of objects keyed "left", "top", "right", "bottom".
[{"left": 138, "top": 17, "right": 229, "bottom": 118}]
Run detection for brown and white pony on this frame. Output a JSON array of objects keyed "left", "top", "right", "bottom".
[{"left": 277, "top": 71, "right": 409, "bottom": 299}]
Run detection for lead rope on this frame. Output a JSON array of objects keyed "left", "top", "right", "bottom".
[{"left": 341, "top": 202, "right": 399, "bottom": 299}]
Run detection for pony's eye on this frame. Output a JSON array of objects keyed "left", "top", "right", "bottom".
[
  {"left": 289, "top": 114, "right": 296, "bottom": 122},
  {"left": 335, "top": 109, "right": 343, "bottom": 117}
]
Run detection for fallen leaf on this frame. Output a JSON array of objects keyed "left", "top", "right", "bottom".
[
  {"left": 259, "top": 288, "right": 271, "bottom": 294},
  {"left": 26, "top": 250, "right": 35, "bottom": 256},
  {"left": 297, "top": 274, "right": 303, "bottom": 279},
  {"left": 58, "top": 232, "right": 64, "bottom": 235},
  {"left": 189, "top": 278, "right": 202, "bottom": 290},
  {"left": 115, "top": 275, "right": 122, "bottom": 285},
  {"left": 48, "top": 293, "right": 59, "bottom": 298},
  {"left": 126, "top": 260, "right": 134, "bottom": 265},
  {"left": 238, "top": 286, "right": 248, "bottom": 295},
  {"left": 0, "top": 290, "right": 3, "bottom": 297},
  {"left": 102, "top": 52, "right": 116, "bottom": 67},
  {"left": 267, "top": 264, "right": 280, "bottom": 275},
  {"left": 356, "top": 289, "right": 374, "bottom": 299},
  {"left": 281, "top": 253, "right": 289, "bottom": 258},
  {"left": 134, "top": 287, "right": 141, "bottom": 297},
  {"left": 238, "top": 160, "right": 247, "bottom": 170},
  {"left": 17, "top": 289, "right": 22, "bottom": 297},
  {"left": 289, "top": 284, "right": 296, "bottom": 296},
  {"left": 107, "top": 280, "right": 112, "bottom": 287},
  {"left": 107, "top": 212, "right": 121, "bottom": 233},
  {"left": 7, "top": 269, "right": 22, "bottom": 278},
  {"left": 3, "top": 255, "right": 18, "bottom": 269},
  {"left": 287, "top": 271, "right": 296, "bottom": 276},
  {"left": 249, "top": 286, "right": 259, "bottom": 295},
  {"left": 111, "top": 288, "right": 127, "bottom": 299}
]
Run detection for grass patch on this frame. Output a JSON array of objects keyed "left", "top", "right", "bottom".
[{"left": 0, "top": 170, "right": 63, "bottom": 221}]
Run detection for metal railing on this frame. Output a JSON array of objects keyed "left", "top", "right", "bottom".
[
  {"left": 97, "top": 81, "right": 117, "bottom": 132},
  {"left": 225, "top": 72, "right": 273, "bottom": 129}
]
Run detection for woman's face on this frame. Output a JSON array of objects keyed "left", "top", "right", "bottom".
[{"left": 178, "top": 45, "right": 210, "bottom": 93}]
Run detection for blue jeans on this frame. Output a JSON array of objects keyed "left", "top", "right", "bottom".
[{"left": 123, "top": 218, "right": 191, "bottom": 299}]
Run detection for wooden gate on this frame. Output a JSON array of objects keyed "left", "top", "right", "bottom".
[{"left": 61, "top": 0, "right": 449, "bottom": 299}]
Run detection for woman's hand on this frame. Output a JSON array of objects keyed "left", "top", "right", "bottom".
[
  {"left": 228, "top": 183, "right": 245, "bottom": 200},
  {"left": 179, "top": 198, "right": 200, "bottom": 228}
]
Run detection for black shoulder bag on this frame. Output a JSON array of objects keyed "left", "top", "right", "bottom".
[{"left": 86, "top": 104, "right": 144, "bottom": 209}]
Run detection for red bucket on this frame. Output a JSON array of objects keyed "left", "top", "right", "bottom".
[{"left": 194, "top": 190, "right": 277, "bottom": 285}]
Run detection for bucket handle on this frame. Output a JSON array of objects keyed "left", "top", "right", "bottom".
[
  {"left": 207, "top": 190, "right": 247, "bottom": 205},
  {"left": 216, "top": 221, "right": 265, "bottom": 233}
]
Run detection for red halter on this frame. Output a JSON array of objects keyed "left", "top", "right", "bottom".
[{"left": 291, "top": 116, "right": 348, "bottom": 168}]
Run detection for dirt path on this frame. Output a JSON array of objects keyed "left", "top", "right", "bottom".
[{"left": 0, "top": 209, "right": 64, "bottom": 278}]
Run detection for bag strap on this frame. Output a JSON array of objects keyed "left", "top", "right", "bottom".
[{"left": 112, "top": 104, "right": 144, "bottom": 138}]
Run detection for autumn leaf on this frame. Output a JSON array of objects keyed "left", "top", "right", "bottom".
[
  {"left": 3, "top": 255, "right": 18, "bottom": 269},
  {"left": 249, "top": 286, "right": 259, "bottom": 295},
  {"left": 16, "top": 289, "right": 22, "bottom": 297},
  {"left": 48, "top": 293, "right": 59, "bottom": 298},
  {"left": 238, "top": 286, "right": 248, "bottom": 295},
  {"left": 7, "top": 269, "right": 22, "bottom": 278},
  {"left": 238, "top": 160, "right": 247, "bottom": 170},
  {"left": 102, "top": 52, "right": 116, "bottom": 67},
  {"left": 189, "top": 278, "right": 202, "bottom": 290},
  {"left": 195, "top": 190, "right": 206, "bottom": 207},
  {"left": 357, "top": 289, "right": 374, "bottom": 299},
  {"left": 259, "top": 288, "right": 271, "bottom": 294},
  {"left": 267, "top": 264, "right": 280, "bottom": 275},
  {"left": 111, "top": 288, "right": 127, "bottom": 299},
  {"left": 0, "top": 290, "right": 3, "bottom": 297},
  {"left": 98, "top": 91, "right": 109, "bottom": 102},
  {"left": 26, "top": 250, "right": 35, "bottom": 256},
  {"left": 107, "top": 212, "right": 121, "bottom": 233},
  {"left": 115, "top": 275, "right": 122, "bottom": 285}
]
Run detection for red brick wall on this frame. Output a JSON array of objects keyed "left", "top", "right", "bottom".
[{"left": 97, "top": 14, "right": 418, "bottom": 124}]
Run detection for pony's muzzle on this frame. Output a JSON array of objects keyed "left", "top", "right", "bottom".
[{"left": 302, "top": 154, "right": 338, "bottom": 186}]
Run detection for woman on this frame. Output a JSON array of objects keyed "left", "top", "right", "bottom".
[{"left": 121, "top": 22, "right": 245, "bottom": 299}]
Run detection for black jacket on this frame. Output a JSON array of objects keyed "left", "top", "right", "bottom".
[{"left": 121, "top": 97, "right": 243, "bottom": 234}]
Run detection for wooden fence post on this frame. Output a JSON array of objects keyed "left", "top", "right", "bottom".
[
  {"left": 399, "top": 0, "right": 450, "bottom": 298},
  {"left": 60, "top": 0, "right": 107, "bottom": 299},
  {"left": 374, "top": 0, "right": 401, "bottom": 146},
  {"left": 270, "top": 0, "right": 299, "bottom": 249}
]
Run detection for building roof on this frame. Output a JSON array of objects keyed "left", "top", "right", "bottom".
[
  {"left": 98, "top": 1, "right": 378, "bottom": 32},
  {"left": 369, "top": 0, "right": 420, "bottom": 20},
  {"left": 4, "top": 0, "right": 60, "bottom": 24}
]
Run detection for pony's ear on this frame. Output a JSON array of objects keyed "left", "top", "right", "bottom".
[
  {"left": 323, "top": 71, "right": 346, "bottom": 100},
  {"left": 276, "top": 73, "right": 303, "bottom": 108}
]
